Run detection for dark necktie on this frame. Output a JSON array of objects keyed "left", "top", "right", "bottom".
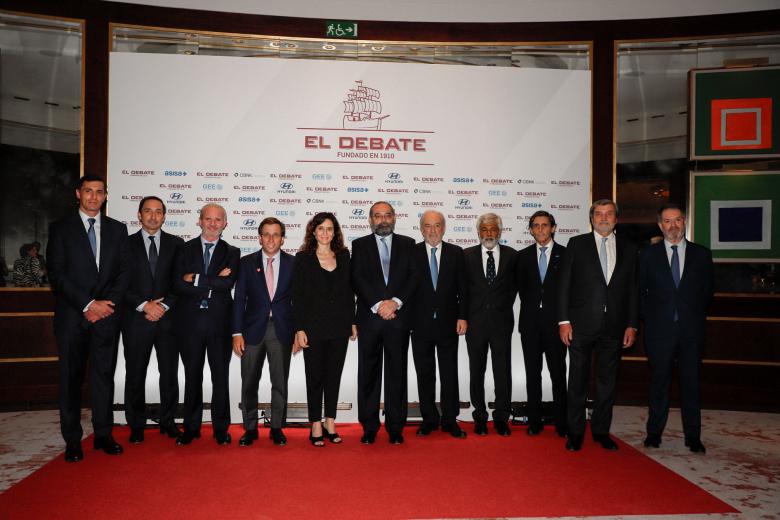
[
  {"left": 148, "top": 235, "right": 158, "bottom": 276},
  {"left": 87, "top": 218, "right": 97, "bottom": 259},
  {"left": 200, "top": 243, "right": 214, "bottom": 309},
  {"left": 671, "top": 245, "right": 680, "bottom": 288},
  {"left": 486, "top": 250, "right": 496, "bottom": 285}
]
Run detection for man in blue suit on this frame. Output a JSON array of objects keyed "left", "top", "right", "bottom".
[
  {"left": 640, "top": 203, "right": 713, "bottom": 454},
  {"left": 232, "top": 217, "right": 295, "bottom": 446}
]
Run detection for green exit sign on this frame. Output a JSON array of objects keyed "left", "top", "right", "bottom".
[{"left": 326, "top": 21, "right": 358, "bottom": 39}]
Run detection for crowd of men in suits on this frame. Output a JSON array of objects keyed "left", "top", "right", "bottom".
[{"left": 49, "top": 175, "right": 713, "bottom": 462}]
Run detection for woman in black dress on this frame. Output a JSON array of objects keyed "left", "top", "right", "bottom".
[{"left": 293, "top": 212, "right": 356, "bottom": 446}]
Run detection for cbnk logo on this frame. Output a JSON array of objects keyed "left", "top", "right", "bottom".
[
  {"left": 170, "top": 193, "right": 183, "bottom": 200},
  {"left": 243, "top": 219, "right": 256, "bottom": 227},
  {"left": 280, "top": 183, "right": 293, "bottom": 190},
  {"left": 352, "top": 208, "right": 365, "bottom": 216},
  {"left": 387, "top": 172, "right": 400, "bottom": 180}
]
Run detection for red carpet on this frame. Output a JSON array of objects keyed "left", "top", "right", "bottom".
[{"left": 0, "top": 423, "right": 736, "bottom": 519}]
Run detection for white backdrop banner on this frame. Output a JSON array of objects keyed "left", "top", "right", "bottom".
[{"left": 108, "top": 52, "right": 591, "bottom": 425}]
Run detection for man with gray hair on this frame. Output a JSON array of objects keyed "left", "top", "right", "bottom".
[
  {"left": 557, "top": 199, "right": 638, "bottom": 452},
  {"left": 173, "top": 203, "right": 240, "bottom": 446},
  {"left": 463, "top": 213, "right": 517, "bottom": 436},
  {"left": 411, "top": 210, "right": 468, "bottom": 438}
]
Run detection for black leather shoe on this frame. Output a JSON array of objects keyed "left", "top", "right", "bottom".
[
  {"left": 527, "top": 423, "right": 544, "bottom": 436},
  {"left": 93, "top": 435, "right": 124, "bottom": 455},
  {"left": 270, "top": 428, "right": 287, "bottom": 446},
  {"left": 160, "top": 423, "right": 182, "bottom": 438},
  {"left": 685, "top": 437, "right": 706, "bottom": 454},
  {"left": 129, "top": 428, "right": 144, "bottom": 444},
  {"left": 474, "top": 421, "right": 488, "bottom": 436},
  {"left": 416, "top": 424, "right": 435, "bottom": 436},
  {"left": 644, "top": 434, "right": 661, "bottom": 448},
  {"left": 442, "top": 424, "right": 467, "bottom": 439},
  {"left": 175, "top": 430, "right": 201, "bottom": 446},
  {"left": 389, "top": 433, "right": 404, "bottom": 445},
  {"left": 495, "top": 421, "right": 512, "bottom": 436},
  {"left": 64, "top": 442, "right": 83, "bottom": 463},
  {"left": 239, "top": 430, "right": 258, "bottom": 446},
  {"left": 214, "top": 431, "right": 232, "bottom": 445},
  {"left": 566, "top": 434, "right": 583, "bottom": 451},
  {"left": 593, "top": 433, "right": 618, "bottom": 451},
  {"left": 360, "top": 431, "right": 376, "bottom": 444}
]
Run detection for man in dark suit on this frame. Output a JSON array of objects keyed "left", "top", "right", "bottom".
[
  {"left": 640, "top": 203, "right": 713, "bottom": 454},
  {"left": 411, "top": 211, "right": 468, "bottom": 439},
  {"left": 516, "top": 210, "right": 567, "bottom": 437},
  {"left": 173, "top": 203, "right": 239, "bottom": 446},
  {"left": 558, "top": 199, "right": 638, "bottom": 452},
  {"left": 122, "top": 196, "right": 184, "bottom": 444},
  {"left": 463, "top": 213, "right": 517, "bottom": 437},
  {"left": 232, "top": 217, "right": 295, "bottom": 447},
  {"left": 351, "top": 201, "right": 418, "bottom": 445},
  {"left": 47, "top": 175, "right": 129, "bottom": 462}
]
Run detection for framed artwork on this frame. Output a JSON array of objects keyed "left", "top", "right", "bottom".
[
  {"left": 689, "top": 170, "right": 780, "bottom": 262},
  {"left": 689, "top": 65, "right": 780, "bottom": 160}
]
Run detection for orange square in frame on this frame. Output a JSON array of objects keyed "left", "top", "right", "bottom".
[{"left": 711, "top": 98, "right": 772, "bottom": 150}]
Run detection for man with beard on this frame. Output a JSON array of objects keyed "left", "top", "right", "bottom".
[
  {"left": 640, "top": 203, "right": 713, "bottom": 454},
  {"left": 173, "top": 203, "right": 240, "bottom": 446},
  {"left": 558, "top": 199, "right": 638, "bottom": 452},
  {"left": 351, "top": 201, "right": 418, "bottom": 444},
  {"left": 463, "top": 213, "right": 517, "bottom": 436}
]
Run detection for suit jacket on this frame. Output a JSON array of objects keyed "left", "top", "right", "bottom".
[
  {"left": 516, "top": 241, "right": 565, "bottom": 336},
  {"left": 463, "top": 243, "right": 517, "bottom": 336},
  {"left": 173, "top": 236, "right": 239, "bottom": 334},
  {"left": 639, "top": 240, "right": 713, "bottom": 341},
  {"left": 411, "top": 241, "right": 468, "bottom": 340},
  {"left": 350, "top": 233, "right": 418, "bottom": 330},
  {"left": 122, "top": 229, "right": 183, "bottom": 329},
  {"left": 232, "top": 250, "right": 295, "bottom": 348},
  {"left": 557, "top": 232, "right": 639, "bottom": 338},
  {"left": 47, "top": 213, "right": 129, "bottom": 335},
  {"left": 292, "top": 249, "right": 353, "bottom": 341}
]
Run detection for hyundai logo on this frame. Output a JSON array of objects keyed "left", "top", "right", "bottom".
[
  {"left": 352, "top": 208, "right": 365, "bottom": 216},
  {"left": 387, "top": 172, "right": 400, "bottom": 180},
  {"left": 170, "top": 192, "right": 183, "bottom": 200},
  {"left": 458, "top": 199, "right": 470, "bottom": 205},
  {"left": 243, "top": 219, "right": 256, "bottom": 227},
  {"left": 280, "top": 183, "right": 293, "bottom": 190}
]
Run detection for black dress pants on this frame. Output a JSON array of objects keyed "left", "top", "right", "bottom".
[
  {"left": 122, "top": 316, "right": 179, "bottom": 429},
  {"left": 411, "top": 333, "right": 460, "bottom": 428},
  {"left": 466, "top": 329, "right": 512, "bottom": 423},
  {"left": 303, "top": 337, "right": 349, "bottom": 422},
  {"left": 520, "top": 327, "right": 567, "bottom": 429}
]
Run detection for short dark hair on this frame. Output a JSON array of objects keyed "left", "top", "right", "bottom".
[
  {"left": 301, "top": 212, "right": 346, "bottom": 254},
  {"left": 656, "top": 202, "right": 686, "bottom": 222},
  {"left": 258, "top": 217, "right": 285, "bottom": 237},
  {"left": 19, "top": 243, "right": 33, "bottom": 257},
  {"left": 528, "top": 210, "right": 556, "bottom": 229},
  {"left": 138, "top": 196, "right": 166, "bottom": 214},
  {"left": 76, "top": 175, "right": 106, "bottom": 191},
  {"left": 369, "top": 201, "right": 395, "bottom": 217},
  {"left": 589, "top": 199, "right": 618, "bottom": 220}
]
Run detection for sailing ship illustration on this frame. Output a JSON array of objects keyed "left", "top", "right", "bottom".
[{"left": 342, "top": 80, "right": 390, "bottom": 130}]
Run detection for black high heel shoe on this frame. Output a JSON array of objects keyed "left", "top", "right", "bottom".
[
  {"left": 309, "top": 426, "right": 325, "bottom": 447},
  {"left": 323, "top": 428, "right": 342, "bottom": 444}
]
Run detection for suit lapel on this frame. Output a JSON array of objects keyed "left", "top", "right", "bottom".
[
  {"left": 589, "top": 234, "right": 608, "bottom": 286},
  {"left": 72, "top": 215, "right": 99, "bottom": 275},
  {"left": 255, "top": 252, "right": 271, "bottom": 300}
]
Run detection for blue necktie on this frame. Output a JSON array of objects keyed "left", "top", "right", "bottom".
[
  {"left": 599, "top": 237, "right": 608, "bottom": 282},
  {"left": 486, "top": 250, "right": 496, "bottom": 285},
  {"left": 380, "top": 237, "right": 390, "bottom": 285},
  {"left": 200, "top": 243, "right": 214, "bottom": 309},
  {"left": 430, "top": 246, "right": 438, "bottom": 290},
  {"left": 539, "top": 246, "right": 548, "bottom": 282},
  {"left": 87, "top": 218, "right": 97, "bottom": 259}
]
